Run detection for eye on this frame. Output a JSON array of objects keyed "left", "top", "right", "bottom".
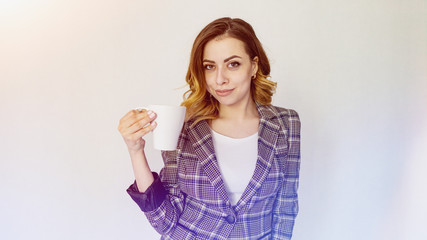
[
  {"left": 228, "top": 61, "right": 241, "bottom": 69},
  {"left": 204, "top": 64, "right": 215, "bottom": 71}
]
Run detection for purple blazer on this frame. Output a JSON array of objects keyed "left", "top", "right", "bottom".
[{"left": 127, "top": 104, "right": 301, "bottom": 240}]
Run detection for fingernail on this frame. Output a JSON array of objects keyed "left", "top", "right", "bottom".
[
  {"left": 150, "top": 121, "right": 157, "bottom": 131},
  {"left": 147, "top": 110, "right": 155, "bottom": 119}
]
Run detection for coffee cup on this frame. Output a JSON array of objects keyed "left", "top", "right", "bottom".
[{"left": 137, "top": 105, "right": 186, "bottom": 150}]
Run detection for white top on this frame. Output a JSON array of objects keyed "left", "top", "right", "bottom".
[{"left": 211, "top": 129, "right": 258, "bottom": 206}]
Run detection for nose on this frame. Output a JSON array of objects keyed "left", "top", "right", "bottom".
[{"left": 215, "top": 66, "right": 228, "bottom": 85}]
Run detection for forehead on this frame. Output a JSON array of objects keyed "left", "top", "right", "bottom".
[{"left": 203, "top": 37, "right": 249, "bottom": 60}]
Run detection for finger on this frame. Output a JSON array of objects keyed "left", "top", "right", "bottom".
[
  {"left": 120, "top": 108, "right": 147, "bottom": 125},
  {"left": 121, "top": 110, "right": 155, "bottom": 134},
  {"left": 124, "top": 121, "right": 157, "bottom": 141},
  {"left": 130, "top": 109, "right": 156, "bottom": 126},
  {"left": 128, "top": 112, "right": 156, "bottom": 134},
  {"left": 135, "top": 121, "right": 157, "bottom": 137},
  {"left": 120, "top": 109, "right": 154, "bottom": 131}
]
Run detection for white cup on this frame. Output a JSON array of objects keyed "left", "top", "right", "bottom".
[{"left": 138, "top": 105, "right": 186, "bottom": 151}]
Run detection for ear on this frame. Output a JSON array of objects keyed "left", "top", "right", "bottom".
[{"left": 251, "top": 56, "right": 259, "bottom": 77}]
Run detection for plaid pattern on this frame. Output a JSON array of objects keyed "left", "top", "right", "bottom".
[{"left": 128, "top": 104, "right": 301, "bottom": 240}]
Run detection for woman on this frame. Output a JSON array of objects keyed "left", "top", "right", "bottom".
[{"left": 118, "top": 17, "right": 301, "bottom": 240}]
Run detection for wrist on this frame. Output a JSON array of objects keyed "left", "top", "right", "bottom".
[
  {"left": 128, "top": 146, "right": 144, "bottom": 155},
  {"left": 124, "top": 138, "right": 145, "bottom": 152}
]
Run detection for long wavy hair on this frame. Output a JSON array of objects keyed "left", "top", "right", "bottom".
[{"left": 181, "top": 17, "right": 276, "bottom": 124}]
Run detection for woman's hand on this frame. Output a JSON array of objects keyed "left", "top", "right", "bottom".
[{"left": 118, "top": 109, "right": 157, "bottom": 152}]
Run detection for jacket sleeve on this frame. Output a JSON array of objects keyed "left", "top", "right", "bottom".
[
  {"left": 126, "top": 172, "right": 168, "bottom": 212},
  {"left": 272, "top": 109, "right": 301, "bottom": 240},
  {"left": 126, "top": 144, "right": 187, "bottom": 235}
]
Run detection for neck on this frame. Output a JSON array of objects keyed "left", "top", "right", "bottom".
[{"left": 218, "top": 99, "right": 258, "bottom": 121}]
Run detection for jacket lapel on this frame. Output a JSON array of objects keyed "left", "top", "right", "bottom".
[
  {"left": 187, "top": 120, "right": 231, "bottom": 204},
  {"left": 234, "top": 105, "right": 280, "bottom": 211}
]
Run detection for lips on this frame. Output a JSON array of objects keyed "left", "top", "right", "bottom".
[{"left": 215, "top": 89, "right": 234, "bottom": 97}]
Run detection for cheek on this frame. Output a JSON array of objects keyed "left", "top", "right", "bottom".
[
  {"left": 235, "top": 72, "right": 252, "bottom": 85},
  {"left": 241, "top": 67, "right": 253, "bottom": 80},
  {"left": 205, "top": 75, "right": 215, "bottom": 92},
  {"left": 240, "top": 76, "right": 253, "bottom": 92}
]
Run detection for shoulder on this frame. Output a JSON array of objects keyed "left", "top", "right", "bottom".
[
  {"left": 257, "top": 104, "right": 301, "bottom": 135},
  {"left": 271, "top": 105, "right": 299, "bottom": 119},
  {"left": 258, "top": 104, "right": 300, "bottom": 123}
]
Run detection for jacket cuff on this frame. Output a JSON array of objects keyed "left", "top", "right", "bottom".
[{"left": 126, "top": 172, "right": 167, "bottom": 212}]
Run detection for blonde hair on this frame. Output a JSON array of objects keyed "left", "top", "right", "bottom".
[{"left": 182, "top": 17, "right": 276, "bottom": 124}]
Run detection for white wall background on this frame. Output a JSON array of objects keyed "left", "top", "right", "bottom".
[{"left": 1, "top": 0, "right": 426, "bottom": 239}]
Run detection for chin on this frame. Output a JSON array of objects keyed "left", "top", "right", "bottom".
[{"left": 216, "top": 98, "right": 239, "bottom": 107}]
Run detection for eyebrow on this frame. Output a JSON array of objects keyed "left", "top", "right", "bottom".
[{"left": 202, "top": 55, "right": 242, "bottom": 64}]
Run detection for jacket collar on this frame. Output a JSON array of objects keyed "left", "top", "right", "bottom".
[{"left": 186, "top": 103, "right": 281, "bottom": 210}]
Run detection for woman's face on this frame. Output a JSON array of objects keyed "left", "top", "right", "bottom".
[{"left": 202, "top": 36, "right": 258, "bottom": 108}]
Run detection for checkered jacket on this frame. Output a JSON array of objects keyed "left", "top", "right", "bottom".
[{"left": 127, "top": 104, "right": 301, "bottom": 240}]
